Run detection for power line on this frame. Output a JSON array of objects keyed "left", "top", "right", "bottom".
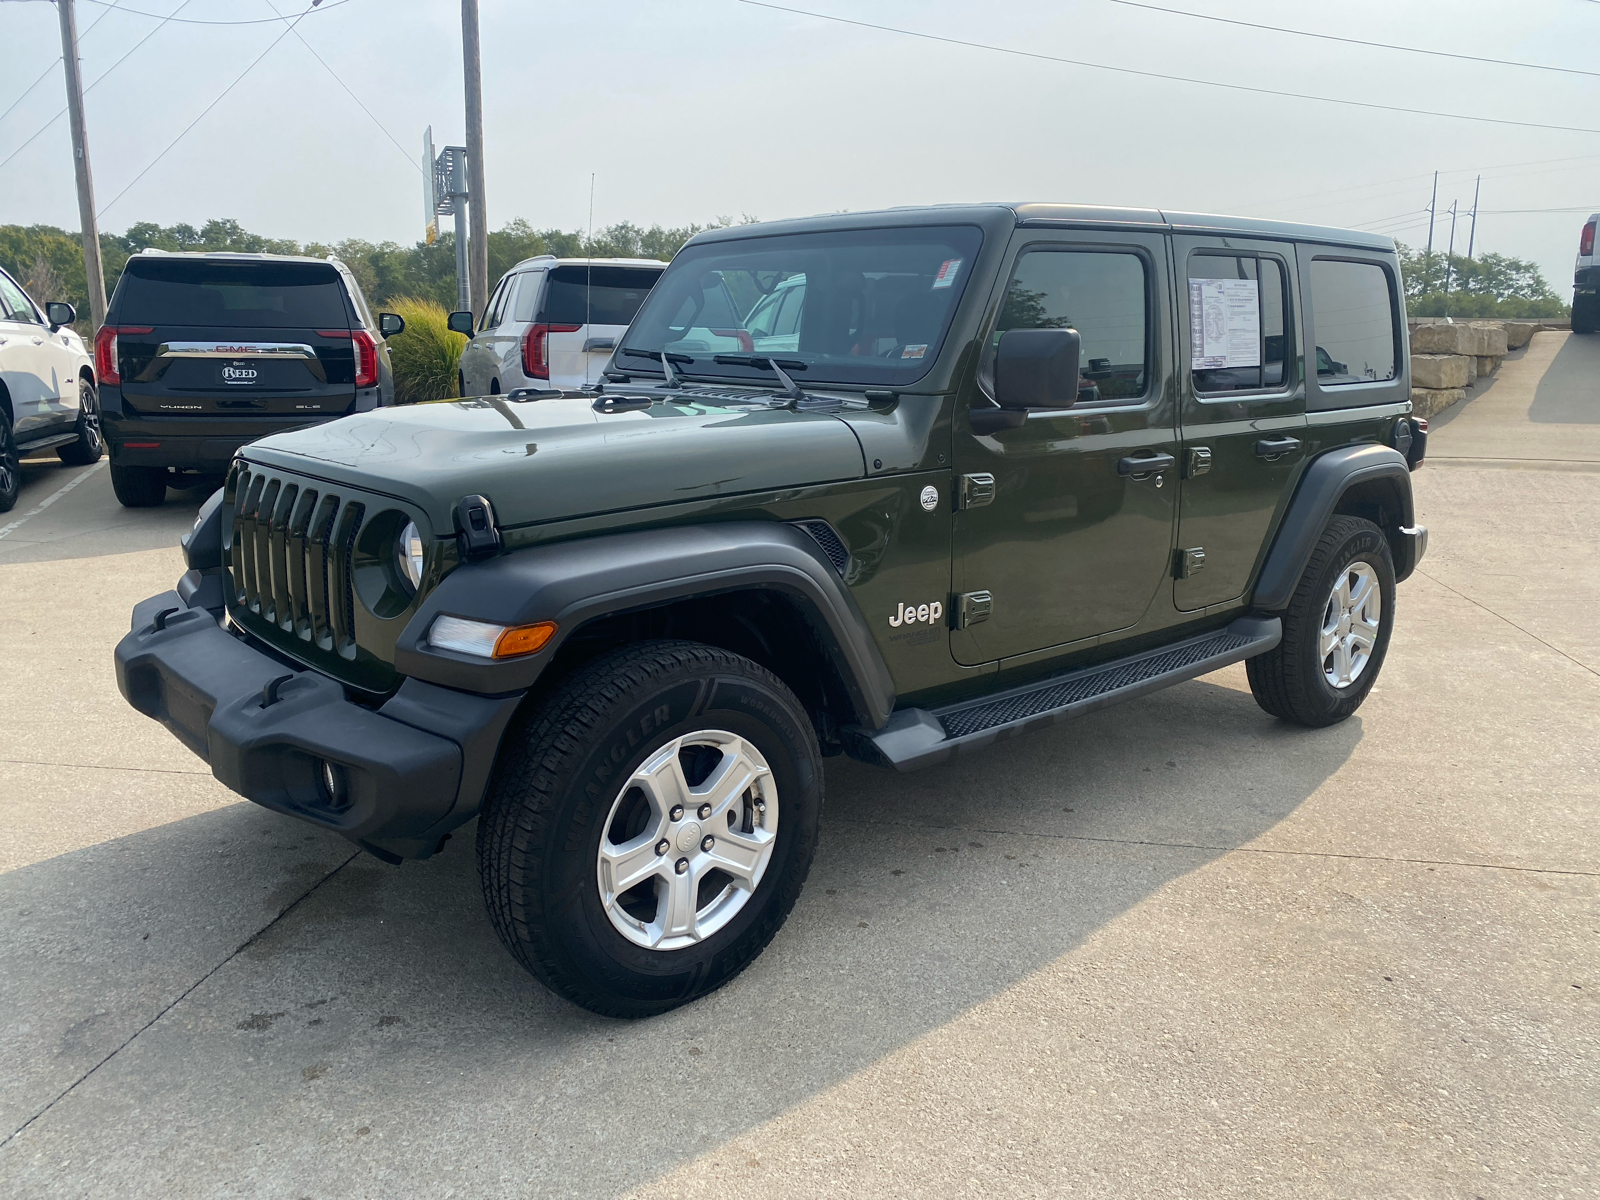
[
  {"left": 734, "top": 0, "right": 1600, "bottom": 136},
  {"left": 261, "top": 0, "right": 421, "bottom": 176},
  {"left": 0, "top": 0, "right": 124, "bottom": 127},
  {"left": 0, "top": 0, "right": 196, "bottom": 174},
  {"left": 1107, "top": 1, "right": 1600, "bottom": 79},
  {"left": 78, "top": 0, "right": 354, "bottom": 24},
  {"left": 97, "top": 3, "right": 318, "bottom": 218}
]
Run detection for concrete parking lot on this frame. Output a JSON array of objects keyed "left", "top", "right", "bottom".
[{"left": 1, "top": 334, "right": 1596, "bottom": 1198}]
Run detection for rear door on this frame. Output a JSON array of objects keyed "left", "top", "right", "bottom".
[
  {"left": 540, "top": 265, "right": 662, "bottom": 387},
  {"left": 1173, "top": 235, "right": 1306, "bottom": 610},
  {"left": 113, "top": 258, "right": 358, "bottom": 419}
]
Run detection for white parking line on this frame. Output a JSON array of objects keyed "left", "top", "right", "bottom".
[{"left": 0, "top": 459, "right": 108, "bottom": 542}]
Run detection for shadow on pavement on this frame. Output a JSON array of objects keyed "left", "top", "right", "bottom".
[
  {"left": 0, "top": 673, "right": 1361, "bottom": 1196},
  {"left": 1530, "top": 332, "right": 1600, "bottom": 424},
  {"left": 1, "top": 456, "right": 210, "bottom": 566}
]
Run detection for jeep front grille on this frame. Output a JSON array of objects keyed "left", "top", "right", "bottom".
[{"left": 227, "top": 465, "right": 365, "bottom": 654}]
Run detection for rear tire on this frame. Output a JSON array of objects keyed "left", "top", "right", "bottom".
[
  {"left": 110, "top": 462, "right": 168, "bottom": 508},
  {"left": 0, "top": 412, "right": 19, "bottom": 513},
  {"left": 1573, "top": 296, "right": 1597, "bottom": 336},
  {"left": 1247, "top": 515, "right": 1396, "bottom": 728},
  {"left": 56, "top": 378, "right": 103, "bottom": 466},
  {"left": 477, "top": 640, "right": 822, "bottom": 1017}
]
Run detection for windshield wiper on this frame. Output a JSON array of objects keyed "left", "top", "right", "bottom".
[
  {"left": 618, "top": 347, "right": 694, "bottom": 388},
  {"left": 712, "top": 354, "right": 809, "bottom": 404}
]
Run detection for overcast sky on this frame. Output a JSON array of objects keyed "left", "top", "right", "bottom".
[{"left": 1, "top": 0, "right": 1596, "bottom": 291}]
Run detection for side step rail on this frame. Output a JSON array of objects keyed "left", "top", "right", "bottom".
[{"left": 859, "top": 616, "right": 1281, "bottom": 772}]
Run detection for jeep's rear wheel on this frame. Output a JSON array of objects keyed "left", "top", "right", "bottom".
[
  {"left": 110, "top": 462, "right": 168, "bottom": 508},
  {"left": 1247, "top": 515, "right": 1396, "bottom": 727},
  {"left": 477, "top": 640, "right": 822, "bottom": 1017}
]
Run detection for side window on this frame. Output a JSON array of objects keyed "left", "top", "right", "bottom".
[
  {"left": 996, "top": 249, "right": 1149, "bottom": 401},
  {"left": 0, "top": 273, "right": 39, "bottom": 323},
  {"left": 1188, "top": 253, "right": 1290, "bottom": 394},
  {"left": 1308, "top": 259, "right": 1397, "bottom": 386},
  {"left": 479, "top": 277, "right": 509, "bottom": 332},
  {"left": 512, "top": 272, "right": 544, "bottom": 323}
]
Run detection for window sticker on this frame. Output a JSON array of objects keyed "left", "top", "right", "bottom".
[
  {"left": 931, "top": 259, "right": 962, "bottom": 289},
  {"left": 1189, "top": 278, "right": 1261, "bottom": 369},
  {"left": 900, "top": 343, "right": 928, "bottom": 359}
]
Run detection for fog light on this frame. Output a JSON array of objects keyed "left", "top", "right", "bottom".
[{"left": 321, "top": 760, "right": 348, "bottom": 807}]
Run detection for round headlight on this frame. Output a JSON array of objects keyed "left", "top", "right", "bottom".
[{"left": 398, "top": 521, "right": 424, "bottom": 591}]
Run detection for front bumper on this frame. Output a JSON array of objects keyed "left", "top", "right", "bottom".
[{"left": 114, "top": 585, "right": 523, "bottom": 861}]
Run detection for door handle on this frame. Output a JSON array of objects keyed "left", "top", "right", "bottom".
[
  {"left": 1255, "top": 436, "right": 1302, "bottom": 460},
  {"left": 1118, "top": 452, "right": 1175, "bottom": 478}
]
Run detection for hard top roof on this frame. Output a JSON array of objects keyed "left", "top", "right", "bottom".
[{"left": 685, "top": 202, "right": 1395, "bottom": 252}]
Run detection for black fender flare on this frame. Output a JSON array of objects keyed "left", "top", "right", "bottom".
[
  {"left": 1252, "top": 444, "right": 1418, "bottom": 611},
  {"left": 393, "top": 521, "right": 897, "bottom": 728}
]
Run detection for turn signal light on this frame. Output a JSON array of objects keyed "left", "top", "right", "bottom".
[
  {"left": 317, "top": 330, "right": 380, "bottom": 388},
  {"left": 1582, "top": 221, "right": 1596, "bottom": 258},
  {"left": 428, "top": 615, "right": 557, "bottom": 659},
  {"left": 93, "top": 325, "right": 152, "bottom": 386}
]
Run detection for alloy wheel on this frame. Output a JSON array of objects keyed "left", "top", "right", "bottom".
[
  {"left": 1320, "top": 560, "right": 1381, "bottom": 689},
  {"left": 596, "top": 729, "right": 779, "bottom": 951}
]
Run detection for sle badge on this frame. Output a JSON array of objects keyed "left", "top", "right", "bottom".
[{"left": 919, "top": 485, "right": 939, "bottom": 512}]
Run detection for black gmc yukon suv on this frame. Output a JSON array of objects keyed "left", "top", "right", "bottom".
[{"left": 97, "top": 251, "right": 404, "bottom": 507}]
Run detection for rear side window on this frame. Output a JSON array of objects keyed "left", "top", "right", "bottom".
[
  {"left": 541, "top": 266, "right": 661, "bottom": 326},
  {"left": 1188, "top": 253, "right": 1290, "bottom": 394},
  {"left": 114, "top": 259, "right": 351, "bottom": 328},
  {"left": 1308, "top": 259, "right": 1397, "bottom": 386},
  {"left": 996, "top": 249, "right": 1149, "bottom": 402}
]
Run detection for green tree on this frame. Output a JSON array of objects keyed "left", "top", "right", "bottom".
[{"left": 1396, "top": 242, "right": 1568, "bottom": 319}]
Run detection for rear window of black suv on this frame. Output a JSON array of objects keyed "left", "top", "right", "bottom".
[{"left": 113, "top": 258, "right": 352, "bottom": 328}]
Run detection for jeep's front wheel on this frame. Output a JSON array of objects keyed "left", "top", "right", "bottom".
[
  {"left": 1247, "top": 515, "right": 1396, "bottom": 727},
  {"left": 477, "top": 640, "right": 822, "bottom": 1017}
]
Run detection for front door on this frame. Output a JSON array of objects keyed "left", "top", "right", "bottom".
[
  {"left": 0, "top": 272, "right": 58, "bottom": 438},
  {"left": 1173, "top": 236, "right": 1307, "bottom": 611},
  {"left": 951, "top": 230, "right": 1178, "bottom": 666}
]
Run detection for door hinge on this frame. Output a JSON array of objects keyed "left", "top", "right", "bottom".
[
  {"left": 1174, "top": 547, "right": 1206, "bottom": 579},
  {"left": 954, "top": 591, "right": 993, "bottom": 628},
  {"left": 1185, "top": 446, "right": 1212, "bottom": 478},
  {"left": 958, "top": 473, "right": 995, "bottom": 509}
]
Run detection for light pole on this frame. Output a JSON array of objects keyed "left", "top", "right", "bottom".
[{"left": 461, "top": 0, "right": 488, "bottom": 320}]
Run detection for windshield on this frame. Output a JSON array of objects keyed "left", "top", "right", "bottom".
[
  {"left": 113, "top": 259, "right": 351, "bottom": 328},
  {"left": 621, "top": 225, "right": 984, "bottom": 387}
]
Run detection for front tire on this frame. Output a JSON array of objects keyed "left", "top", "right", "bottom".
[
  {"left": 0, "top": 411, "right": 19, "bottom": 513},
  {"left": 109, "top": 462, "right": 168, "bottom": 508},
  {"left": 1247, "top": 515, "right": 1396, "bottom": 727},
  {"left": 477, "top": 640, "right": 823, "bottom": 1017},
  {"left": 57, "top": 378, "right": 104, "bottom": 466}
]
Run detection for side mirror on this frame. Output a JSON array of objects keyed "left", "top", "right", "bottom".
[
  {"left": 378, "top": 312, "right": 405, "bottom": 338},
  {"left": 45, "top": 301, "right": 76, "bottom": 330},
  {"left": 447, "top": 310, "right": 475, "bottom": 336},
  {"left": 994, "top": 328, "right": 1081, "bottom": 409}
]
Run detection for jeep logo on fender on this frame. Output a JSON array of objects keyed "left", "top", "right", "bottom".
[
  {"left": 221, "top": 363, "right": 258, "bottom": 384},
  {"left": 889, "top": 599, "right": 943, "bottom": 627}
]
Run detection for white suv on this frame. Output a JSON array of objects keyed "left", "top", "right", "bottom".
[
  {"left": 0, "top": 266, "right": 102, "bottom": 512},
  {"left": 454, "top": 256, "right": 665, "bottom": 394}
]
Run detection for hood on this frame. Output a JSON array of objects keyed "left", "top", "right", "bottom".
[{"left": 243, "top": 393, "right": 866, "bottom": 533}]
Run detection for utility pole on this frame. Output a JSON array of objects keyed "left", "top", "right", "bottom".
[
  {"left": 1444, "top": 199, "right": 1459, "bottom": 316},
  {"left": 57, "top": 0, "right": 106, "bottom": 329},
  {"left": 1466, "top": 174, "right": 1481, "bottom": 260},
  {"left": 461, "top": 0, "right": 488, "bottom": 319}
]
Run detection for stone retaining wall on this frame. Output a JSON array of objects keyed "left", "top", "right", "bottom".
[{"left": 1404, "top": 319, "right": 1563, "bottom": 419}]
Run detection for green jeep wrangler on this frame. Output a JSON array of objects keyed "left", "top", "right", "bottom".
[{"left": 116, "top": 204, "right": 1427, "bottom": 1016}]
